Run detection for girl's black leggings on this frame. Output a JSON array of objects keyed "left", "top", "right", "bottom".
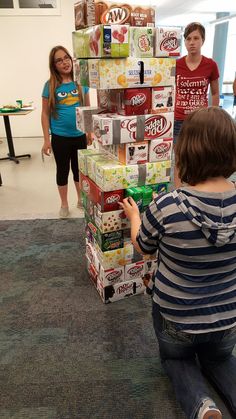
[{"left": 51, "top": 133, "right": 87, "bottom": 186}]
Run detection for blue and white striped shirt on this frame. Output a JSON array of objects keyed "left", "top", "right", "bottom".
[{"left": 137, "top": 187, "right": 236, "bottom": 333}]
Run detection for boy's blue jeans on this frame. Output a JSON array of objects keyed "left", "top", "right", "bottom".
[{"left": 152, "top": 302, "right": 236, "bottom": 419}]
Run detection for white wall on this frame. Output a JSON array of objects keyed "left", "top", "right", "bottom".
[{"left": 0, "top": 0, "right": 75, "bottom": 138}]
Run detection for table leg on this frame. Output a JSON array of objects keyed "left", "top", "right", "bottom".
[
  {"left": 0, "top": 115, "right": 31, "bottom": 164},
  {"left": 0, "top": 172, "right": 2, "bottom": 186}
]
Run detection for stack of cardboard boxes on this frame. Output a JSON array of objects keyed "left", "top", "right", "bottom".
[{"left": 72, "top": 0, "right": 181, "bottom": 303}]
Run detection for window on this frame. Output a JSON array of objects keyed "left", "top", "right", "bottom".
[{"left": 0, "top": 0, "right": 60, "bottom": 14}]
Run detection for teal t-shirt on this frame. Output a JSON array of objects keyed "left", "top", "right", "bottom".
[{"left": 42, "top": 81, "right": 89, "bottom": 137}]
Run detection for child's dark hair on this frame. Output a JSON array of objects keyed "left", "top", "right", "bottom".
[
  {"left": 175, "top": 107, "right": 236, "bottom": 185},
  {"left": 184, "top": 22, "right": 205, "bottom": 41}
]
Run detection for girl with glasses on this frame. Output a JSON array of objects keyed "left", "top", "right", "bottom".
[{"left": 41, "top": 45, "right": 90, "bottom": 218}]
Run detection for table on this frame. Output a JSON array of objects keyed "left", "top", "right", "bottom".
[{"left": 0, "top": 109, "right": 33, "bottom": 164}]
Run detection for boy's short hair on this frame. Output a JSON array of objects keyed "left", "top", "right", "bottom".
[
  {"left": 175, "top": 107, "right": 236, "bottom": 186},
  {"left": 184, "top": 22, "right": 205, "bottom": 41}
]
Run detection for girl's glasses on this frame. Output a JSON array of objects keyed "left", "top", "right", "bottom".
[{"left": 54, "top": 56, "right": 71, "bottom": 66}]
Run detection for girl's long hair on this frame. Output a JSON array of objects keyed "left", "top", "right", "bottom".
[{"left": 48, "top": 46, "right": 73, "bottom": 117}]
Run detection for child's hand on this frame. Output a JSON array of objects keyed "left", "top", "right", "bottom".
[
  {"left": 119, "top": 197, "right": 140, "bottom": 220},
  {"left": 42, "top": 141, "right": 51, "bottom": 156}
]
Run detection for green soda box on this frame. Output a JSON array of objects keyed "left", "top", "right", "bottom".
[
  {"left": 125, "top": 187, "right": 143, "bottom": 211},
  {"left": 151, "top": 182, "right": 169, "bottom": 195}
]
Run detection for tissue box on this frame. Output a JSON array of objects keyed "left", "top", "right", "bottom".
[
  {"left": 72, "top": 24, "right": 130, "bottom": 58},
  {"left": 94, "top": 207, "right": 130, "bottom": 233},
  {"left": 155, "top": 26, "right": 181, "bottom": 57},
  {"left": 74, "top": 0, "right": 155, "bottom": 29},
  {"left": 152, "top": 86, "right": 175, "bottom": 113},
  {"left": 93, "top": 112, "right": 174, "bottom": 145},
  {"left": 87, "top": 57, "right": 176, "bottom": 89},
  {"left": 78, "top": 149, "right": 103, "bottom": 175},
  {"left": 79, "top": 172, "right": 124, "bottom": 211},
  {"left": 129, "top": 27, "right": 154, "bottom": 58},
  {"left": 149, "top": 138, "right": 173, "bottom": 162},
  {"left": 93, "top": 159, "right": 171, "bottom": 191}
]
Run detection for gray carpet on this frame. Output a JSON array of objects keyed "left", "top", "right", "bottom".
[{"left": 0, "top": 218, "right": 233, "bottom": 419}]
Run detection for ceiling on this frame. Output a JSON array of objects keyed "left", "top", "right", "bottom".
[{"left": 127, "top": 0, "right": 236, "bottom": 26}]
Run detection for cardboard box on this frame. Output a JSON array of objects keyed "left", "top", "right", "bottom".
[
  {"left": 74, "top": 0, "right": 155, "bottom": 29},
  {"left": 97, "top": 89, "right": 124, "bottom": 113},
  {"left": 93, "top": 112, "right": 174, "bottom": 145},
  {"left": 99, "top": 265, "right": 125, "bottom": 286},
  {"left": 76, "top": 107, "right": 105, "bottom": 133},
  {"left": 117, "top": 142, "right": 149, "bottom": 165},
  {"left": 73, "top": 59, "right": 89, "bottom": 86},
  {"left": 78, "top": 149, "right": 103, "bottom": 175},
  {"left": 152, "top": 86, "right": 175, "bottom": 113},
  {"left": 87, "top": 57, "right": 176, "bottom": 89},
  {"left": 155, "top": 26, "right": 181, "bottom": 57},
  {"left": 79, "top": 172, "right": 124, "bottom": 211},
  {"left": 149, "top": 138, "right": 173, "bottom": 162},
  {"left": 96, "top": 276, "right": 145, "bottom": 303},
  {"left": 122, "top": 88, "right": 151, "bottom": 116},
  {"left": 129, "top": 27, "right": 154, "bottom": 58},
  {"left": 124, "top": 261, "right": 145, "bottom": 281},
  {"left": 94, "top": 241, "right": 134, "bottom": 269},
  {"left": 94, "top": 207, "right": 130, "bottom": 233},
  {"left": 85, "top": 214, "right": 124, "bottom": 252},
  {"left": 72, "top": 24, "right": 130, "bottom": 58}
]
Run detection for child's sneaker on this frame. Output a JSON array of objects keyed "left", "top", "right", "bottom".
[{"left": 197, "top": 398, "right": 222, "bottom": 419}]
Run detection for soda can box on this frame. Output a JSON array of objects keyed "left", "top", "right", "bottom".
[
  {"left": 99, "top": 265, "right": 124, "bottom": 286},
  {"left": 79, "top": 172, "right": 124, "bottom": 212},
  {"left": 149, "top": 138, "right": 173, "bottom": 162},
  {"left": 86, "top": 257, "right": 98, "bottom": 287},
  {"left": 94, "top": 207, "right": 130, "bottom": 233},
  {"left": 152, "top": 86, "right": 175, "bottom": 113},
  {"left": 73, "top": 59, "right": 89, "bottom": 86},
  {"left": 78, "top": 149, "right": 103, "bottom": 176},
  {"left": 76, "top": 107, "right": 105, "bottom": 133},
  {"left": 122, "top": 88, "right": 151, "bottom": 116},
  {"left": 97, "top": 276, "right": 145, "bottom": 303},
  {"left": 88, "top": 57, "right": 175, "bottom": 89},
  {"left": 117, "top": 142, "right": 149, "bottom": 165},
  {"left": 74, "top": 0, "right": 155, "bottom": 29},
  {"left": 97, "top": 89, "right": 124, "bottom": 113},
  {"left": 93, "top": 112, "right": 174, "bottom": 145},
  {"left": 129, "top": 27, "right": 154, "bottom": 58},
  {"left": 150, "top": 182, "right": 170, "bottom": 196},
  {"left": 124, "top": 261, "right": 145, "bottom": 281},
  {"left": 155, "top": 26, "right": 181, "bottom": 57},
  {"left": 81, "top": 191, "right": 95, "bottom": 218},
  {"left": 87, "top": 154, "right": 117, "bottom": 182},
  {"left": 85, "top": 238, "right": 96, "bottom": 264},
  {"left": 72, "top": 24, "right": 130, "bottom": 58}
]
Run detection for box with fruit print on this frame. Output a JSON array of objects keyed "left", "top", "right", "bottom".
[
  {"left": 86, "top": 57, "right": 176, "bottom": 89},
  {"left": 78, "top": 149, "right": 103, "bottom": 175},
  {"left": 93, "top": 112, "right": 174, "bottom": 145},
  {"left": 72, "top": 24, "right": 129, "bottom": 58},
  {"left": 93, "top": 159, "right": 171, "bottom": 191},
  {"left": 79, "top": 171, "right": 124, "bottom": 212},
  {"left": 129, "top": 27, "right": 154, "bottom": 58},
  {"left": 155, "top": 26, "right": 181, "bottom": 57},
  {"left": 94, "top": 206, "right": 130, "bottom": 233},
  {"left": 94, "top": 240, "right": 134, "bottom": 269}
]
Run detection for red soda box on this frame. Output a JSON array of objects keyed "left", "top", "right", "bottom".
[
  {"left": 79, "top": 172, "right": 124, "bottom": 212},
  {"left": 122, "top": 88, "right": 151, "bottom": 116}
]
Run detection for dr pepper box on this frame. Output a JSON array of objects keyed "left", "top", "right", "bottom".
[
  {"left": 74, "top": 0, "right": 155, "bottom": 29},
  {"left": 152, "top": 86, "right": 175, "bottom": 113},
  {"left": 122, "top": 88, "right": 151, "bottom": 116},
  {"left": 72, "top": 24, "right": 130, "bottom": 58},
  {"left": 79, "top": 172, "right": 124, "bottom": 212},
  {"left": 96, "top": 276, "right": 145, "bottom": 303},
  {"left": 149, "top": 138, "right": 173, "bottom": 162},
  {"left": 155, "top": 26, "right": 181, "bottom": 57}
]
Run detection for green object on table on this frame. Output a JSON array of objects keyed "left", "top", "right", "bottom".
[{"left": 0, "top": 108, "right": 20, "bottom": 113}]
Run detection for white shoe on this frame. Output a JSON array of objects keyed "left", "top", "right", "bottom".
[
  {"left": 59, "top": 207, "right": 69, "bottom": 218},
  {"left": 197, "top": 398, "right": 222, "bottom": 419}
]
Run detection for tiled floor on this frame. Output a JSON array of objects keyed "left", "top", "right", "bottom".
[{"left": 0, "top": 137, "right": 84, "bottom": 220}]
